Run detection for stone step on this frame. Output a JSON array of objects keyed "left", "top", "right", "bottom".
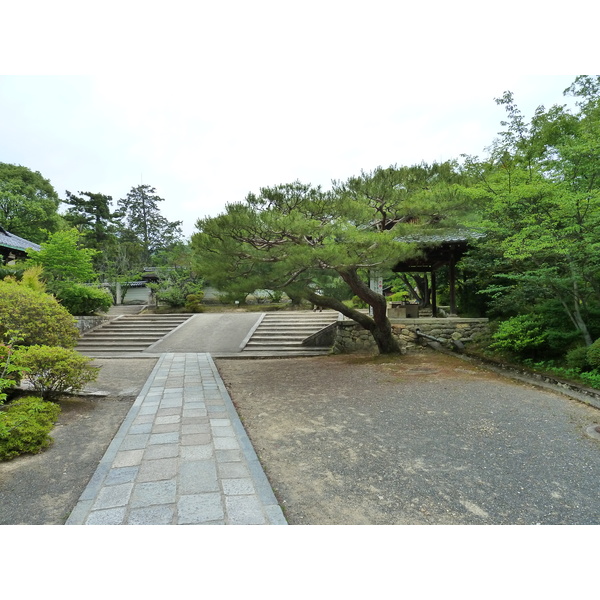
[
  {"left": 77, "top": 336, "right": 162, "bottom": 344},
  {"left": 84, "top": 328, "right": 176, "bottom": 334},
  {"left": 242, "top": 311, "right": 339, "bottom": 356},
  {"left": 77, "top": 313, "right": 193, "bottom": 354}
]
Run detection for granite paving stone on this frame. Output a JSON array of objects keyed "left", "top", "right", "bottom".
[{"left": 66, "top": 352, "right": 286, "bottom": 525}]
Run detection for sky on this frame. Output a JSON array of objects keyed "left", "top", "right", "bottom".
[{"left": 0, "top": 2, "right": 594, "bottom": 241}]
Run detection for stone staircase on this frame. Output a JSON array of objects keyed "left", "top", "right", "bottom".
[
  {"left": 241, "top": 310, "right": 338, "bottom": 357},
  {"left": 76, "top": 313, "right": 194, "bottom": 355}
]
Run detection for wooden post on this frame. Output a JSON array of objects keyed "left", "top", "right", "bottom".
[
  {"left": 449, "top": 253, "right": 457, "bottom": 315},
  {"left": 431, "top": 270, "right": 437, "bottom": 317}
]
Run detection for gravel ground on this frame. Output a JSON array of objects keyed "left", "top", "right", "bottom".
[
  {"left": 215, "top": 350, "right": 600, "bottom": 525},
  {"left": 1, "top": 350, "right": 598, "bottom": 526}
]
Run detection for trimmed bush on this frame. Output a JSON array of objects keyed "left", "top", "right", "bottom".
[
  {"left": 184, "top": 292, "right": 205, "bottom": 312},
  {"left": 587, "top": 339, "right": 600, "bottom": 369},
  {"left": 0, "top": 281, "right": 79, "bottom": 348},
  {"left": 54, "top": 283, "right": 113, "bottom": 315},
  {"left": 13, "top": 346, "right": 99, "bottom": 401},
  {"left": 565, "top": 346, "right": 592, "bottom": 371},
  {"left": 0, "top": 396, "right": 61, "bottom": 460}
]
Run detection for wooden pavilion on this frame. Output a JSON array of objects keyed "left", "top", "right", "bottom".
[{"left": 392, "top": 230, "right": 484, "bottom": 317}]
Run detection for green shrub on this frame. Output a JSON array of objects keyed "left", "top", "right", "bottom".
[
  {"left": 54, "top": 283, "right": 113, "bottom": 315},
  {"left": 217, "top": 291, "right": 249, "bottom": 305},
  {"left": 351, "top": 295, "right": 368, "bottom": 309},
  {"left": 489, "top": 314, "right": 549, "bottom": 358},
  {"left": 587, "top": 339, "right": 600, "bottom": 369},
  {"left": 184, "top": 292, "right": 205, "bottom": 312},
  {"left": 0, "top": 336, "right": 28, "bottom": 404},
  {"left": 13, "top": 346, "right": 99, "bottom": 401},
  {"left": 148, "top": 268, "right": 204, "bottom": 308},
  {"left": 0, "top": 281, "right": 79, "bottom": 348},
  {"left": 566, "top": 346, "right": 592, "bottom": 371},
  {"left": 0, "top": 396, "right": 61, "bottom": 460},
  {"left": 389, "top": 292, "right": 410, "bottom": 302}
]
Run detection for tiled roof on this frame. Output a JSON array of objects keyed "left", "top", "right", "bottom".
[
  {"left": 0, "top": 225, "right": 41, "bottom": 253},
  {"left": 394, "top": 229, "right": 485, "bottom": 244}
]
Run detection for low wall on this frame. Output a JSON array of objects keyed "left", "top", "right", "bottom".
[
  {"left": 75, "top": 315, "right": 110, "bottom": 334},
  {"left": 331, "top": 317, "right": 489, "bottom": 354}
]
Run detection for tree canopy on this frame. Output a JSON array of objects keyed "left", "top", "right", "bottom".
[
  {"left": 459, "top": 75, "right": 600, "bottom": 347},
  {"left": 118, "top": 184, "right": 183, "bottom": 263},
  {"left": 193, "top": 163, "right": 472, "bottom": 353},
  {"left": 0, "top": 163, "right": 63, "bottom": 242}
]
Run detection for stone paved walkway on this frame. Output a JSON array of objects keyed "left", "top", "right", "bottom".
[{"left": 66, "top": 353, "right": 286, "bottom": 525}]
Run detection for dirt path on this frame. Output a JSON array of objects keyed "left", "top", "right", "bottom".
[{"left": 216, "top": 351, "right": 600, "bottom": 525}]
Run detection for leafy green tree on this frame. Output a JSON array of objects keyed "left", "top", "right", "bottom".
[
  {"left": 25, "top": 228, "right": 97, "bottom": 287},
  {"left": 193, "top": 167, "right": 470, "bottom": 354},
  {"left": 460, "top": 76, "right": 600, "bottom": 347},
  {"left": 0, "top": 163, "right": 63, "bottom": 242},
  {"left": 118, "top": 185, "right": 183, "bottom": 262}
]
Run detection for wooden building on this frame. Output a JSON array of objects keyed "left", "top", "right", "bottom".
[{"left": 0, "top": 225, "right": 41, "bottom": 264}]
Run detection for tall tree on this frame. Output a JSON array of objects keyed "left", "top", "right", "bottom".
[
  {"left": 0, "top": 163, "right": 63, "bottom": 242},
  {"left": 460, "top": 76, "right": 600, "bottom": 346},
  {"left": 62, "top": 190, "right": 123, "bottom": 256},
  {"left": 118, "top": 184, "right": 183, "bottom": 262}
]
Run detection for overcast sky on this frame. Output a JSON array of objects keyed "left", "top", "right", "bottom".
[{"left": 0, "top": 2, "right": 592, "bottom": 239}]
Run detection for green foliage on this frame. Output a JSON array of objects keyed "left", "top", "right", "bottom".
[
  {"left": 0, "top": 162, "right": 63, "bottom": 243},
  {"left": 351, "top": 295, "right": 368, "bottom": 308},
  {"left": 0, "top": 333, "right": 28, "bottom": 404},
  {"left": 148, "top": 268, "right": 204, "bottom": 308},
  {"left": 193, "top": 168, "right": 472, "bottom": 354},
  {"left": 62, "top": 190, "right": 123, "bottom": 259},
  {"left": 0, "top": 281, "right": 79, "bottom": 348},
  {"left": 565, "top": 346, "right": 592, "bottom": 371},
  {"left": 53, "top": 283, "right": 113, "bottom": 315},
  {"left": 13, "top": 346, "right": 99, "bottom": 401},
  {"left": 17, "top": 266, "right": 47, "bottom": 293},
  {"left": 217, "top": 291, "right": 249, "bottom": 305},
  {"left": 118, "top": 185, "right": 183, "bottom": 262},
  {"left": 389, "top": 291, "right": 409, "bottom": 302},
  {"left": 26, "top": 228, "right": 98, "bottom": 287},
  {"left": 0, "top": 396, "right": 61, "bottom": 460},
  {"left": 460, "top": 77, "right": 600, "bottom": 347},
  {"left": 586, "top": 339, "right": 600, "bottom": 369},
  {"left": 522, "top": 359, "right": 600, "bottom": 390},
  {"left": 489, "top": 314, "right": 549, "bottom": 357},
  {"left": 184, "top": 292, "right": 205, "bottom": 312}
]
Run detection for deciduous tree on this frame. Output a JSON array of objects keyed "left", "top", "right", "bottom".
[{"left": 0, "top": 163, "right": 63, "bottom": 242}]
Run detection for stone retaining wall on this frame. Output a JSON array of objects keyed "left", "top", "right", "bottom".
[
  {"left": 332, "top": 317, "right": 489, "bottom": 354},
  {"left": 75, "top": 315, "right": 110, "bottom": 334}
]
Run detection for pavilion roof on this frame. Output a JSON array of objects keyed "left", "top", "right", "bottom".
[
  {"left": 392, "top": 228, "right": 485, "bottom": 272},
  {"left": 0, "top": 225, "right": 41, "bottom": 258}
]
